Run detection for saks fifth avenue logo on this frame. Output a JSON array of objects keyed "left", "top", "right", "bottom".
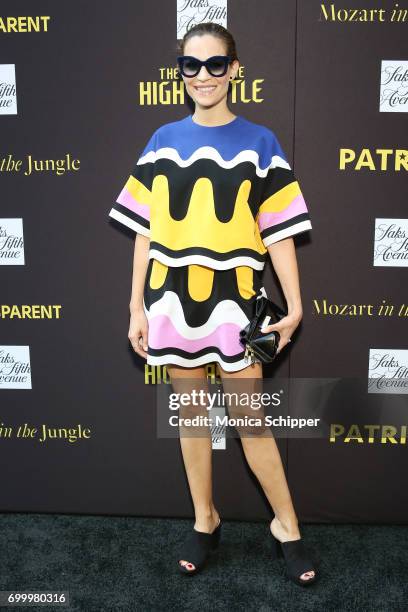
[
  {"left": 0, "top": 64, "right": 17, "bottom": 114},
  {"left": 0, "top": 346, "right": 32, "bottom": 389},
  {"left": 210, "top": 406, "right": 226, "bottom": 450},
  {"left": 177, "top": 0, "right": 227, "bottom": 39},
  {"left": 368, "top": 349, "right": 408, "bottom": 394},
  {"left": 380, "top": 61, "right": 408, "bottom": 112},
  {"left": 0, "top": 219, "right": 24, "bottom": 265},
  {"left": 374, "top": 219, "right": 408, "bottom": 266}
]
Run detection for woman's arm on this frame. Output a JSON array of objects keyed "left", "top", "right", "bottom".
[
  {"left": 267, "top": 237, "right": 303, "bottom": 320},
  {"left": 129, "top": 233, "right": 150, "bottom": 311},
  {"left": 260, "top": 237, "right": 303, "bottom": 353},
  {"left": 128, "top": 233, "right": 150, "bottom": 358}
]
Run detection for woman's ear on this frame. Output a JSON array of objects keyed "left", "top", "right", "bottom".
[{"left": 230, "top": 59, "right": 240, "bottom": 79}]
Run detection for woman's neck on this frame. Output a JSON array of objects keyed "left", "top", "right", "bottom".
[{"left": 192, "top": 105, "right": 237, "bottom": 127}]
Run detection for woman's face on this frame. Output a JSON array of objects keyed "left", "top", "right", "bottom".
[{"left": 180, "top": 34, "right": 239, "bottom": 110}]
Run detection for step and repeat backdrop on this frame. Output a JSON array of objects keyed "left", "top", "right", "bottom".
[{"left": 1, "top": 1, "right": 407, "bottom": 522}]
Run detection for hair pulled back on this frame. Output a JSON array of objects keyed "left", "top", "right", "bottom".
[{"left": 177, "top": 22, "right": 238, "bottom": 62}]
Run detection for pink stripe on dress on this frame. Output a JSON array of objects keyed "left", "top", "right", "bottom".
[
  {"left": 258, "top": 193, "right": 307, "bottom": 231},
  {"left": 148, "top": 315, "right": 244, "bottom": 357},
  {"left": 116, "top": 187, "right": 150, "bottom": 221}
]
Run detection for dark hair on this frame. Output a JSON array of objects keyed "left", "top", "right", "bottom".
[{"left": 177, "top": 22, "right": 238, "bottom": 62}]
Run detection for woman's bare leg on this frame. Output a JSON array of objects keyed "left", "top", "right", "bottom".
[
  {"left": 217, "top": 361, "right": 315, "bottom": 581},
  {"left": 166, "top": 363, "right": 220, "bottom": 572}
]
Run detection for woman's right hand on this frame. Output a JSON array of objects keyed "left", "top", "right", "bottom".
[{"left": 128, "top": 308, "right": 149, "bottom": 359}]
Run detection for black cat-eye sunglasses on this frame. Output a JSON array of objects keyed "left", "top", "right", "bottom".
[{"left": 176, "top": 55, "right": 233, "bottom": 78}]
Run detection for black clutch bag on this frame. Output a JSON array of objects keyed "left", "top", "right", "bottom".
[{"left": 239, "top": 293, "right": 288, "bottom": 364}]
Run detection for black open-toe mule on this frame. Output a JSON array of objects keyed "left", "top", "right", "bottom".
[
  {"left": 177, "top": 518, "right": 222, "bottom": 575},
  {"left": 270, "top": 533, "right": 318, "bottom": 586}
]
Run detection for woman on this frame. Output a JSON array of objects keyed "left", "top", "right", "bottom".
[{"left": 109, "top": 22, "right": 318, "bottom": 586}]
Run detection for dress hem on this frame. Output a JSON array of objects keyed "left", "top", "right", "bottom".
[{"left": 146, "top": 353, "right": 261, "bottom": 372}]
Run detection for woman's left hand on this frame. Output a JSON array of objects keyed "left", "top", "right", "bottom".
[{"left": 260, "top": 312, "right": 302, "bottom": 354}]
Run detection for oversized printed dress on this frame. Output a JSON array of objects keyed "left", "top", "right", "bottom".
[{"left": 108, "top": 114, "right": 312, "bottom": 372}]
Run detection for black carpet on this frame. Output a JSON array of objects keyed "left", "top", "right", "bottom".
[{"left": 0, "top": 513, "right": 407, "bottom": 611}]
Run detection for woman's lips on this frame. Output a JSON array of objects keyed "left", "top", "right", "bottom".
[{"left": 193, "top": 85, "right": 217, "bottom": 95}]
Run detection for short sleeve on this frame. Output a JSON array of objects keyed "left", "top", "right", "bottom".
[
  {"left": 108, "top": 130, "right": 157, "bottom": 237},
  {"left": 256, "top": 132, "right": 312, "bottom": 247}
]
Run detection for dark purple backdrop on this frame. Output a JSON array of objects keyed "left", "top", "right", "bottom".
[{"left": 1, "top": 0, "right": 406, "bottom": 522}]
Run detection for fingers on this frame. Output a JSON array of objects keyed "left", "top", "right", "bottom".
[
  {"left": 129, "top": 330, "right": 149, "bottom": 359},
  {"left": 258, "top": 325, "right": 290, "bottom": 354},
  {"left": 260, "top": 324, "right": 277, "bottom": 333},
  {"left": 133, "top": 343, "right": 147, "bottom": 359},
  {"left": 260, "top": 325, "right": 292, "bottom": 344},
  {"left": 276, "top": 338, "right": 292, "bottom": 354},
  {"left": 260, "top": 323, "right": 283, "bottom": 334}
]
